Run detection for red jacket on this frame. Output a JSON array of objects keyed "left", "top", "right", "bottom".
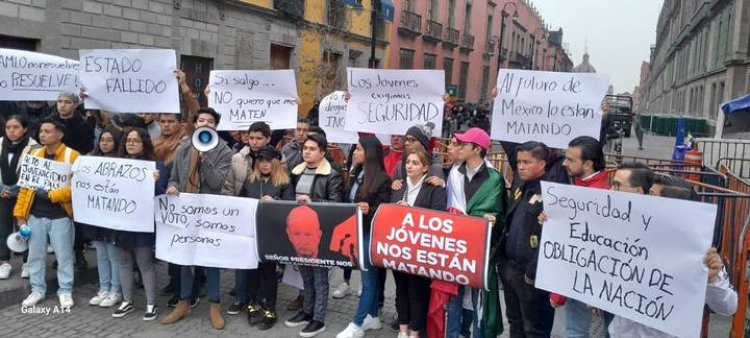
[{"left": 551, "top": 170, "right": 610, "bottom": 306}]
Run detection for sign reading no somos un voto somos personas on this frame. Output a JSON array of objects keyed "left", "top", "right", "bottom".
[
  {"left": 0, "top": 48, "right": 80, "bottom": 101},
  {"left": 490, "top": 69, "right": 610, "bottom": 149},
  {"left": 535, "top": 182, "right": 717, "bottom": 338},
  {"left": 154, "top": 193, "right": 259, "bottom": 270}
]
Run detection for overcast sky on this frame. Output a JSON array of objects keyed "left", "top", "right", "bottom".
[{"left": 531, "top": 0, "right": 664, "bottom": 94}]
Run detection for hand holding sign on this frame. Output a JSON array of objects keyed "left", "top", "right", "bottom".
[{"left": 535, "top": 182, "right": 718, "bottom": 338}]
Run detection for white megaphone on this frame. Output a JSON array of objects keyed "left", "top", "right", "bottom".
[
  {"left": 6, "top": 225, "right": 30, "bottom": 253},
  {"left": 192, "top": 126, "right": 219, "bottom": 152}
]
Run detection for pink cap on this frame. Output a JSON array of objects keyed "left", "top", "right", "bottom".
[{"left": 455, "top": 128, "right": 491, "bottom": 150}]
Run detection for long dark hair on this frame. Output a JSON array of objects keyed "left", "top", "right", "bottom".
[
  {"left": 118, "top": 127, "right": 155, "bottom": 161},
  {"left": 92, "top": 127, "right": 122, "bottom": 157},
  {"left": 354, "top": 136, "right": 388, "bottom": 198}
]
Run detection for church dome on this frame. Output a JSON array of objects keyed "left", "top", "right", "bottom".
[{"left": 573, "top": 53, "right": 596, "bottom": 73}]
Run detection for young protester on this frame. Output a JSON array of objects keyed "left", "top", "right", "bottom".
[
  {"left": 499, "top": 141, "right": 556, "bottom": 337},
  {"left": 233, "top": 146, "right": 294, "bottom": 330},
  {"left": 444, "top": 128, "right": 505, "bottom": 338},
  {"left": 84, "top": 128, "right": 124, "bottom": 308},
  {"left": 160, "top": 108, "right": 233, "bottom": 330},
  {"left": 391, "top": 149, "right": 448, "bottom": 338},
  {"left": 337, "top": 137, "right": 392, "bottom": 338},
  {"left": 109, "top": 128, "right": 169, "bottom": 321},
  {"left": 605, "top": 169, "right": 737, "bottom": 337},
  {"left": 282, "top": 119, "right": 311, "bottom": 170},
  {"left": 51, "top": 92, "right": 95, "bottom": 271},
  {"left": 0, "top": 115, "right": 39, "bottom": 279},
  {"left": 284, "top": 133, "right": 344, "bottom": 337},
  {"left": 16, "top": 118, "right": 79, "bottom": 309}
]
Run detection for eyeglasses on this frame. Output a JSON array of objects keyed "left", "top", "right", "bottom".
[{"left": 126, "top": 139, "right": 143, "bottom": 144}]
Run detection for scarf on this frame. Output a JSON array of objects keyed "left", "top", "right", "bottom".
[
  {"left": 153, "top": 133, "right": 182, "bottom": 165},
  {"left": 0, "top": 136, "right": 30, "bottom": 185},
  {"left": 186, "top": 148, "right": 201, "bottom": 193}
]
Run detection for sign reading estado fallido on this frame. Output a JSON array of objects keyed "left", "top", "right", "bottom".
[
  {"left": 490, "top": 70, "right": 609, "bottom": 149},
  {"left": 79, "top": 49, "right": 180, "bottom": 113},
  {"left": 345, "top": 68, "right": 445, "bottom": 137},
  {"left": 155, "top": 193, "right": 259, "bottom": 270},
  {"left": 71, "top": 156, "right": 155, "bottom": 233},
  {"left": 208, "top": 70, "right": 298, "bottom": 131},
  {"left": 536, "top": 182, "right": 717, "bottom": 338}
]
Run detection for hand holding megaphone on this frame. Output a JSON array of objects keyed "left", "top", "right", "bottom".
[{"left": 6, "top": 224, "right": 30, "bottom": 253}]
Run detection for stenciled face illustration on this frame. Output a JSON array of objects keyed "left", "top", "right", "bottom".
[{"left": 286, "top": 205, "right": 323, "bottom": 258}]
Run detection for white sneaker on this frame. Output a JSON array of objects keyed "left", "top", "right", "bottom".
[
  {"left": 332, "top": 282, "right": 351, "bottom": 299},
  {"left": 20, "top": 263, "right": 29, "bottom": 279},
  {"left": 99, "top": 292, "right": 121, "bottom": 308},
  {"left": 89, "top": 290, "right": 108, "bottom": 306},
  {"left": 47, "top": 245, "right": 53, "bottom": 254},
  {"left": 59, "top": 293, "right": 74, "bottom": 309},
  {"left": 0, "top": 262, "right": 11, "bottom": 279},
  {"left": 361, "top": 314, "right": 382, "bottom": 331},
  {"left": 22, "top": 292, "right": 44, "bottom": 307},
  {"left": 336, "top": 323, "right": 364, "bottom": 338}
]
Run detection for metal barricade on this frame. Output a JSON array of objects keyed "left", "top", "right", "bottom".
[{"left": 697, "top": 138, "right": 750, "bottom": 179}]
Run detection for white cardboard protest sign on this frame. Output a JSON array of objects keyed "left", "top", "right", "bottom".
[
  {"left": 208, "top": 70, "right": 298, "bottom": 131},
  {"left": 155, "top": 193, "right": 259, "bottom": 269},
  {"left": 17, "top": 154, "right": 71, "bottom": 190},
  {"left": 0, "top": 48, "right": 80, "bottom": 101},
  {"left": 490, "top": 70, "right": 609, "bottom": 149},
  {"left": 71, "top": 156, "right": 156, "bottom": 232},
  {"left": 79, "top": 49, "right": 180, "bottom": 113},
  {"left": 319, "top": 91, "right": 358, "bottom": 144},
  {"left": 536, "top": 182, "right": 717, "bottom": 338},
  {"left": 345, "top": 68, "right": 444, "bottom": 137}
]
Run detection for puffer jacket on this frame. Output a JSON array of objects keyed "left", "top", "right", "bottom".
[
  {"left": 13, "top": 144, "right": 79, "bottom": 219},
  {"left": 223, "top": 145, "right": 254, "bottom": 196},
  {"left": 290, "top": 158, "right": 343, "bottom": 203}
]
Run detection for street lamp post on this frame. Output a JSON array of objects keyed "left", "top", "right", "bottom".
[
  {"left": 370, "top": 0, "right": 381, "bottom": 69},
  {"left": 497, "top": 2, "right": 518, "bottom": 70},
  {"left": 530, "top": 27, "right": 546, "bottom": 70}
]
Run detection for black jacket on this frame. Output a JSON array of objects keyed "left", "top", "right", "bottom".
[
  {"left": 499, "top": 141, "right": 568, "bottom": 280},
  {"left": 51, "top": 111, "right": 95, "bottom": 154},
  {"left": 347, "top": 166, "right": 391, "bottom": 233},
  {"left": 290, "top": 158, "right": 344, "bottom": 203},
  {"left": 242, "top": 177, "right": 295, "bottom": 201},
  {"left": 390, "top": 179, "right": 447, "bottom": 212},
  {"left": 502, "top": 179, "right": 545, "bottom": 279}
]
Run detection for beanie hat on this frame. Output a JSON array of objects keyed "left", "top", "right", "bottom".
[{"left": 405, "top": 122, "right": 435, "bottom": 150}]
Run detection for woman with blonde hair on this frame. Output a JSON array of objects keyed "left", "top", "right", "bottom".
[{"left": 229, "top": 146, "right": 294, "bottom": 330}]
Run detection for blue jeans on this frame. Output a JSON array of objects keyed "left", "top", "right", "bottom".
[
  {"left": 565, "top": 298, "right": 592, "bottom": 338},
  {"left": 94, "top": 240, "right": 121, "bottom": 294},
  {"left": 234, "top": 269, "right": 249, "bottom": 303},
  {"left": 353, "top": 236, "right": 379, "bottom": 326},
  {"left": 27, "top": 216, "right": 74, "bottom": 295},
  {"left": 181, "top": 266, "right": 220, "bottom": 303},
  {"left": 446, "top": 287, "right": 478, "bottom": 338}
]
